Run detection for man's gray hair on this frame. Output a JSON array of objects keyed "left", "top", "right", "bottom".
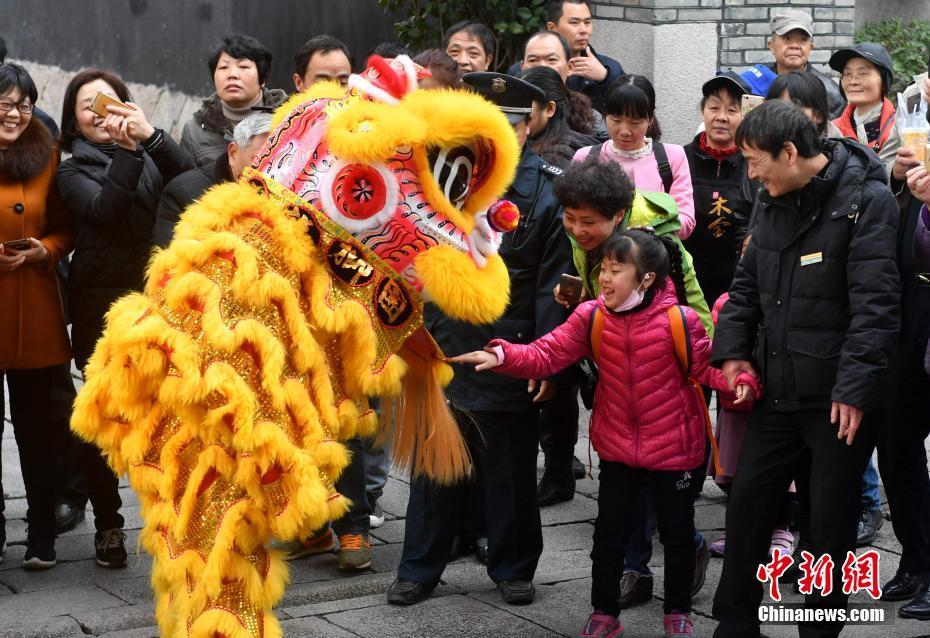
[{"left": 232, "top": 112, "right": 273, "bottom": 148}]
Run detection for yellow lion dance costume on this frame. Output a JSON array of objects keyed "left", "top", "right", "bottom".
[{"left": 71, "top": 56, "right": 521, "bottom": 638}]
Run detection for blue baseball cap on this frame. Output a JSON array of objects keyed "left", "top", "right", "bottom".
[{"left": 738, "top": 65, "right": 778, "bottom": 97}]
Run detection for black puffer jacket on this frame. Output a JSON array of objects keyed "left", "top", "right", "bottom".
[
  {"left": 56, "top": 132, "right": 193, "bottom": 368},
  {"left": 683, "top": 135, "right": 755, "bottom": 306},
  {"left": 536, "top": 128, "right": 599, "bottom": 170},
  {"left": 153, "top": 153, "right": 232, "bottom": 248},
  {"left": 767, "top": 63, "right": 847, "bottom": 120},
  {"left": 712, "top": 138, "right": 900, "bottom": 412}
]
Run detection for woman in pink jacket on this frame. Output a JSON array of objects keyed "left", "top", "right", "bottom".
[
  {"left": 454, "top": 229, "right": 758, "bottom": 638},
  {"left": 572, "top": 75, "right": 696, "bottom": 239}
]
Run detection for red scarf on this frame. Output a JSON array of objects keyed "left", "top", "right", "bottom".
[
  {"left": 698, "top": 132, "right": 738, "bottom": 161},
  {"left": 832, "top": 98, "right": 897, "bottom": 152}
]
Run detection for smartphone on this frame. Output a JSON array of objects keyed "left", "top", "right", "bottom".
[
  {"left": 559, "top": 274, "right": 584, "bottom": 305},
  {"left": 741, "top": 94, "right": 764, "bottom": 116},
  {"left": 89, "top": 92, "right": 132, "bottom": 118},
  {"left": 2, "top": 238, "right": 32, "bottom": 251}
]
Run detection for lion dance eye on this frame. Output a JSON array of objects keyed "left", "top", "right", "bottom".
[{"left": 428, "top": 146, "right": 476, "bottom": 210}]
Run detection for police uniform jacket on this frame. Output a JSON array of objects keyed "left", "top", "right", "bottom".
[{"left": 427, "top": 148, "right": 572, "bottom": 412}]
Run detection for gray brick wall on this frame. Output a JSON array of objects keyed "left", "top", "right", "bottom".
[{"left": 592, "top": 0, "right": 855, "bottom": 74}]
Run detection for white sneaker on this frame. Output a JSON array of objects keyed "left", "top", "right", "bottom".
[{"left": 369, "top": 501, "right": 385, "bottom": 529}]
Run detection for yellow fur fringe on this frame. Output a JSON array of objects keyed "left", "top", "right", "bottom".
[{"left": 71, "top": 182, "right": 430, "bottom": 638}]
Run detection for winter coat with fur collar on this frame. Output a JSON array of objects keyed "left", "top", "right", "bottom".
[{"left": 0, "top": 119, "right": 73, "bottom": 369}]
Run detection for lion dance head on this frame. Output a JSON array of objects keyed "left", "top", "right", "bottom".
[{"left": 256, "top": 54, "right": 520, "bottom": 323}]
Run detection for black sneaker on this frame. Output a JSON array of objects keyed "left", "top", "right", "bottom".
[
  {"left": 95, "top": 528, "right": 128, "bottom": 568},
  {"left": 23, "top": 539, "right": 56, "bottom": 570},
  {"left": 692, "top": 536, "right": 710, "bottom": 597},
  {"left": 619, "top": 571, "right": 653, "bottom": 608}
]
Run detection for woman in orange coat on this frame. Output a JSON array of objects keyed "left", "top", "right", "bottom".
[{"left": 0, "top": 63, "right": 72, "bottom": 570}]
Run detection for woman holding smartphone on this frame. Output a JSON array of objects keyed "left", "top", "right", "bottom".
[
  {"left": 56, "top": 68, "right": 192, "bottom": 569},
  {"left": 0, "top": 63, "right": 73, "bottom": 570}
]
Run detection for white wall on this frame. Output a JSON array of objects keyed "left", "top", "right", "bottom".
[
  {"left": 653, "top": 23, "right": 719, "bottom": 145},
  {"left": 593, "top": 21, "right": 719, "bottom": 145}
]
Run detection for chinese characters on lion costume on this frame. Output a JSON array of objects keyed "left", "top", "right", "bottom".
[{"left": 70, "top": 56, "right": 522, "bottom": 638}]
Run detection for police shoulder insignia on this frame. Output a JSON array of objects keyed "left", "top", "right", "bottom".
[{"left": 540, "top": 162, "right": 562, "bottom": 176}]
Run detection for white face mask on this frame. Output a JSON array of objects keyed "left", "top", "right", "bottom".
[{"left": 609, "top": 276, "right": 648, "bottom": 312}]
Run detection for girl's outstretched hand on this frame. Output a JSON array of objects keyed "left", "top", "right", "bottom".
[{"left": 449, "top": 349, "right": 500, "bottom": 372}]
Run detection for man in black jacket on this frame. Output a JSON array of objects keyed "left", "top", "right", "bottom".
[
  {"left": 388, "top": 73, "right": 571, "bottom": 607},
  {"left": 542, "top": 0, "right": 623, "bottom": 114},
  {"left": 711, "top": 101, "right": 900, "bottom": 638},
  {"left": 153, "top": 112, "right": 270, "bottom": 248}
]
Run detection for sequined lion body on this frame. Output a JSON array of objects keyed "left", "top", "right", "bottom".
[{"left": 71, "top": 57, "right": 519, "bottom": 638}]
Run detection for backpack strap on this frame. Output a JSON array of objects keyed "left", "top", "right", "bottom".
[
  {"left": 590, "top": 142, "right": 605, "bottom": 162},
  {"left": 653, "top": 142, "right": 674, "bottom": 195},
  {"left": 666, "top": 305, "right": 692, "bottom": 376},
  {"left": 587, "top": 305, "right": 605, "bottom": 362},
  {"left": 666, "top": 306, "right": 722, "bottom": 476}
]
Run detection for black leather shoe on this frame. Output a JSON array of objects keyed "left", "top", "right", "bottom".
[
  {"left": 55, "top": 503, "right": 86, "bottom": 534},
  {"left": 537, "top": 472, "right": 574, "bottom": 507},
  {"left": 474, "top": 537, "right": 489, "bottom": 565},
  {"left": 856, "top": 509, "right": 884, "bottom": 547},
  {"left": 882, "top": 571, "right": 926, "bottom": 602},
  {"left": 899, "top": 582, "right": 930, "bottom": 620},
  {"left": 573, "top": 456, "right": 586, "bottom": 479},
  {"left": 692, "top": 536, "right": 710, "bottom": 597},
  {"left": 386, "top": 578, "right": 436, "bottom": 605},
  {"left": 619, "top": 571, "right": 653, "bottom": 609},
  {"left": 498, "top": 580, "right": 536, "bottom": 604}
]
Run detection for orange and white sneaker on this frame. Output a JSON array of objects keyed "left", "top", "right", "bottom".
[
  {"left": 271, "top": 527, "right": 336, "bottom": 560},
  {"left": 337, "top": 533, "right": 372, "bottom": 571}
]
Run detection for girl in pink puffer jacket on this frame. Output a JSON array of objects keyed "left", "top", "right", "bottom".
[{"left": 453, "top": 229, "right": 759, "bottom": 638}]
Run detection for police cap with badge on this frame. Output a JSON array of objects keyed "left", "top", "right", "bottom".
[
  {"left": 462, "top": 72, "right": 545, "bottom": 126},
  {"left": 462, "top": 72, "right": 562, "bottom": 178}
]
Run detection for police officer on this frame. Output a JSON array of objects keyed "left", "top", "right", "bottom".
[{"left": 387, "top": 73, "right": 572, "bottom": 606}]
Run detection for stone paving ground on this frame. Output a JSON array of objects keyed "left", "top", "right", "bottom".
[{"left": 1, "top": 371, "right": 928, "bottom": 637}]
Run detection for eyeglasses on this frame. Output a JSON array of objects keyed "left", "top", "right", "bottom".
[
  {"left": 842, "top": 70, "right": 880, "bottom": 82},
  {"left": 0, "top": 100, "right": 34, "bottom": 114}
]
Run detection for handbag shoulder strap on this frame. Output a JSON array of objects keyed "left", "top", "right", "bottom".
[
  {"left": 653, "top": 142, "right": 674, "bottom": 194},
  {"left": 587, "top": 305, "right": 605, "bottom": 362}
]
